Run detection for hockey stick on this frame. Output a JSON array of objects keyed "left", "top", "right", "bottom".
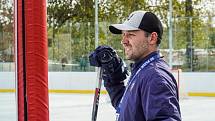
[{"left": 92, "top": 67, "right": 103, "bottom": 121}]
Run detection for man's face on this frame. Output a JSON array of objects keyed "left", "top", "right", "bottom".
[{"left": 121, "top": 30, "right": 151, "bottom": 62}]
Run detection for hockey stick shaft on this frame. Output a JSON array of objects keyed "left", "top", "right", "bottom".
[{"left": 92, "top": 67, "right": 103, "bottom": 121}]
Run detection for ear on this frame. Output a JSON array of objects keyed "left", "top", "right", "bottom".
[{"left": 149, "top": 32, "right": 158, "bottom": 45}]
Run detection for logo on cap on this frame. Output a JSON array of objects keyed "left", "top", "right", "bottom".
[{"left": 127, "top": 14, "right": 134, "bottom": 21}]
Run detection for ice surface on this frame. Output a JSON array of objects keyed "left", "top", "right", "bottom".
[{"left": 1, "top": 93, "right": 215, "bottom": 121}]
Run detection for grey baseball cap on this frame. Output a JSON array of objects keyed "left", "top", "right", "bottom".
[{"left": 109, "top": 10, "right": 163, "bottom": 44}]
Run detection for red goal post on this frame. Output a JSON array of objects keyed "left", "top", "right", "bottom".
[{"left": 15, "top": 0, "right": 49, "bottom": 121}]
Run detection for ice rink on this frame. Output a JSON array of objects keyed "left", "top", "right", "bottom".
[{"left": 1, "top": 93, "right": 215, "bottom": 121}]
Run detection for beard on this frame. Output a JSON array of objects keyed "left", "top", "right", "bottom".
[{"left": 124, "top": 42, "right": 149, "bottom": 62}]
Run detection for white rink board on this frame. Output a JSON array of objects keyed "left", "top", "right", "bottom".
[
  {"left": 0, "top": 72, "right": 15, "bottom": 89},
  {"left": 0, "top": 72, "right": 215, "bottom": 93}
]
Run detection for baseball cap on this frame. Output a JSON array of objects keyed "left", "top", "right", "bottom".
[{"left": 109, "top": 10, "right": 163, "bottom": 44}]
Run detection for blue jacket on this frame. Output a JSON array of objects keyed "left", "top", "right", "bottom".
[{"left": 105, "top": 51, "right": 181, "bottom": 121}]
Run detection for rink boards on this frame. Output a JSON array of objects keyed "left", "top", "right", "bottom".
[{"left": 0, "top": 72, "right": 215, "bottom": 96}]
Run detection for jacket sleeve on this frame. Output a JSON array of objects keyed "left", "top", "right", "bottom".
[
  {"left": 141, "top": 74, "right": 181, "bottom": 121},
  {"left": 105, "top": 84, "right": 125, "bottom": 109},
  {"left": 102, "top": 60, "right": 127, "bottom": 109}
]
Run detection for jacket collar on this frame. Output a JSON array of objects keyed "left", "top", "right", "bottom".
[{"left": 131, "top": 51, "right": 160, "bottom": 72}]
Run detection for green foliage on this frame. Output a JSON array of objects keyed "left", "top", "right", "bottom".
[
  {"left": 0, "top": 0, "right": 13, "bottom": 62},
  {"left": 47, "top": 0, "right": 215, "bottom": 71},
  {"left": 209, "top": 31, "right": 215, "bottom": 48}
]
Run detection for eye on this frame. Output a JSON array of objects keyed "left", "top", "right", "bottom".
[
  {"left": 128, "top": 33, "right": 136, "bottom": 37},
  {"left": 128, "top": 32, "right": 136, "bottom": 37},
  {"left": 122, "top": 33, "right": 126, "bottom": 38},
  {"left": 122, "top": 31, "right": 136, "bottom": 38}
]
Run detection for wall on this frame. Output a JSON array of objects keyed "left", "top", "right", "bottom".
[
  {"left": 0, "top": 72, "right": 215, "bottom": 96},
  {"left": 0, "top": 72, "right": 15, "bottom": 90},
  {"left": 180, "top": 72, "right": 215, "bottom": 96}
]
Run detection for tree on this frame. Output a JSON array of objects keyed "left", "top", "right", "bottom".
[
  {"left": 47, "top": 0, "right": 210, "bottom": 62},
  {"left": 47, "top": 0, "right": 76, "bottom": 60},
  {"left": 0, "top": 0, "right": 13, "bottom": 62},
  {"left": 0, "top": 0, "right": 13, "bottom": 50},
  {"left": 209, "top": 32, "right": 215, "bottom": 48}
]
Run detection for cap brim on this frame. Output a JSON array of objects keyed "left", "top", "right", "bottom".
[{"left": 109, "top": 24, "right": 139, "bottom": 34}]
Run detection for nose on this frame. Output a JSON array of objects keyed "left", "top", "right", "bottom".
[{"left": 121, "top": 32, "right": 129, "bottom": 45}]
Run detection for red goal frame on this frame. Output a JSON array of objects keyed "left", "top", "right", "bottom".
[{"left": 15, "top": 0, "right": 49, "bottom": 121}]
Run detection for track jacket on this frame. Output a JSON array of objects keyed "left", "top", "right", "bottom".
[{"left": 105, "top": 51, "right": 181, "bottom": 121}]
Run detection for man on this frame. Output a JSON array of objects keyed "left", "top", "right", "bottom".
[{"left": 89, "top": 10, "right": 181, "bottom": 121}]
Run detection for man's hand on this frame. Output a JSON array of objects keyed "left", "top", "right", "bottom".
[
  {"left": 89, "top": 46, "right": 120, "bottom": 74},
  {"left": 89, "top": 45, "right": 128, "bottom": 86}
]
